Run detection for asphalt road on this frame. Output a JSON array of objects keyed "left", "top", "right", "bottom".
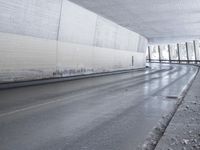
[{"left": 0, "top": 63, "right": 198, "bottom": 150}]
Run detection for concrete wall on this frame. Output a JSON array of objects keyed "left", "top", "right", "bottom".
[
  {"left": 0, "top": 0, "right": 147, "bottom": 83},
  {"left": 0, "top": 0, "right": 62, "bottom": 40}
]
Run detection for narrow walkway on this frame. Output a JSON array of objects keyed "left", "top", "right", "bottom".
[{"left": 155, "top": 68, "right": 200, "bottom": 150}]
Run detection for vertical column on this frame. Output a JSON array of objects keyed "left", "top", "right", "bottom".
[
  {"left": 177, "top": 43, "right": 180, "bottom": 64},
  {"left": 193, "top": 40, "right": 197, "bottom": 64},
  {"left": 168, "top": 44, "right": 171, "bottom": 63},
  {"left": 185, "top": 42, "right": 189, "bottom": 64},
  {"left": 148, "top": 46, "right": 151, "bottom": 62},
  {"left": 158, "top": 45, "right": 161, "bottom": 62}
]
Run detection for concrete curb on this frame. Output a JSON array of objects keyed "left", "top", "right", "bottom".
[
  {"left": 140, "top": 66, "right": 199, "bottom": 150},
  {"left": 0, "top": 68, "right": 147, "bottom": 90}
]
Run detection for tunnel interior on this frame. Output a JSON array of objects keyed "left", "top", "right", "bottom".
[{"left": 0, "top": 0, "right": 200, "bottom": 150}]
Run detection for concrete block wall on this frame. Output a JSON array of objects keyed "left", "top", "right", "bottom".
[{"left": 0, "top": 0, "right": 148, "bottom": 83}]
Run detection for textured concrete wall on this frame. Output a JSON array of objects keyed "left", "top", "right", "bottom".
[
  {"left": 59, "top": 1, "right": 147, "bottom": 52},
  {"left": 0, "top": 32, "right": 57, "bottom": 82},
  {"left": 0, "top": 0, "right": 62, "bottom": 40},
  {"left": 58, "top": 0, "right": 97, "bottom": 45},
  {"left": 0, "top": 0, "right": 147, "bottom": 83},
  {"left": 57, "top": 41, "right": 146, "bottom": 76}
]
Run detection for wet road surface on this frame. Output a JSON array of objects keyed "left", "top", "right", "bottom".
[{"left": 0, "top": 63, "right": 198, "bottom": 150}]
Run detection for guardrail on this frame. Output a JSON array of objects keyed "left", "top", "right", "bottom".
[{"left": 146, "top": 59, "right": 200, "bottom": 64}]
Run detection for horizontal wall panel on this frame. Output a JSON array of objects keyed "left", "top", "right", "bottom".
[
  {"left": 94, "top": 16, "right": 118, "bottom": 49},
  {"left": 58, "top": 0, "right": 97, "bottom": 45},
  {"left": 115, "top": 27, "right": 130, "bottom": 51},
  {"left": 137, "top": 36, "right": 148, "bottom": 53},
  {"left": 57, "top": 41, "right": 145, "bottom": 76},
  {"left": 0, "top": 32, "right": 57, "bottom": 82},
  {"left": 127, "top": 32, "right": 140, "bottom": 52},
  {"left": 0, "top": 0, "right": 61, "bottom": 40},
  {"left": 0, "top": 32, "right": 146, "bottom": 82}
]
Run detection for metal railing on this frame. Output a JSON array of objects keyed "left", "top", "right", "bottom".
[
  {"left": 147, "top": 59, "right": 200, "bottom": 64},
  {"left": 147, "top": 40, "right": 200, "bottom": 64}
]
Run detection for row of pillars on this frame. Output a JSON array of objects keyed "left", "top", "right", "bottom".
[{"left": 147, "top": 40, "right": 198, "bottom": 64}]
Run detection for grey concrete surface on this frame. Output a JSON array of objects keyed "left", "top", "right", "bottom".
[
  {"left": 155, "top": 67, "right": 200, "bottom": 150},
  {"left": 0, "top": 0, "right": 147, "bottom": 83},
  {"left": 0, "top": 0, "right": 147, "bottom": 51},
  {"left": 69, "top": 0, "right": 200, "bottom": 43},
  {"left": 0, "top": 64, "right": 198, "bottom": 150},
  {"left": 2, "top": 0, "right": 200, "bottom": 43},
  {"left": 0, "top": 0, "right": 62, "bottom": 40}
]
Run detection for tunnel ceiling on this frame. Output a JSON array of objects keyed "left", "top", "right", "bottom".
[{"left": 69, "top": 0, "right": 200, "bottom": 43}]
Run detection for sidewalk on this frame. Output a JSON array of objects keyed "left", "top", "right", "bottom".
[{"left": 155, "top": 69, "right": 200, "bottom": 150}]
